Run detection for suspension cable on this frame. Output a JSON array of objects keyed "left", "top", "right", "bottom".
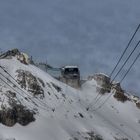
[
  {"left": 90, "top": 25, "right": 140, "bottom": 111},
  {"left": 120, "top": 51, "right": 140, "bottom": 84},
  {"left": 0, "top": 68, "right": 54, "bottom": 111},
  {"left": 93, "top": 51, "right": 140, "bottom": 112},
  {"left": 111, "top": 40, "right": 140, "bottom": 82},
  {"left": 87, "top": 39, "right": 140, "bottom": 111},
  {"left": 110, "top": 24, "right": 140, "bottom": 78},
  {"left": 0, "top": 70, "right": 52, "bottom": 109}
]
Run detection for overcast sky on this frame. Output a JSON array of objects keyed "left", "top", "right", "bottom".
[{"left": 0, "top": 0, "right": 140, "bottom": 95}]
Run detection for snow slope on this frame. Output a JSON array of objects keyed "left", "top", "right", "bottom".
[{"left": 0, "top": 57, "right": 140, "bottom": 140}]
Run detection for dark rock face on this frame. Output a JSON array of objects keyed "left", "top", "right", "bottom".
[
  {"left": 136, "top": 102, "right": 140, "bottom": 109},
  {"left": 0, "top": 49, "right": 29, "bottom": 65},
  {"left": 112, "top": 83, "right": 128, "bottom": 102},
  {"left": 0, "top": 73, "right": 36, "bottom": 127},
  {"left": 92, "top": 73, "right": 111, "bottom": 94},
  {"left": 114, "top": 92, "right": 128, "bottom": 102},
  {"left": 0, "top": 109, "right": 16, "bottom": 126},
  {"left": 0, "top": 49, "right": 20, "bottom": 59},
  {"left": 16, "top": 70, "right": 44, "bottom": 97},
  {"left": 0, "top": 104, "right": 35, "bottom": 127},
  {"left": 14, "top": 105, "right": 35, "bottom": 126}
]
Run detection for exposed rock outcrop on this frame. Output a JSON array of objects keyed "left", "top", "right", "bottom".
[
  {"left": 16, "top": 70, "right": 44, "bottom": 97},
  {"left": 0, "top": 49, "right": 30, "bottom": 65},
  {"left": 17, "top": 53, "right": 29, "bottom": 65},
  {"left": 89, "top": 73, "right": 111, "bottom": 94},
  {"left": 0, "top": 49, "right": 20, "bottom": 59},
  {"left": 136, "top": 102, "right": 140, "bottom": 109},
  {"left": 0, "top": 104, "right": 35, "bottom": 127},
  {"left": 0, "top": 90, "right": 35, "bottom": 127},
  {"left": 112, "top": 82, "right": 128, "bottom": 102},
  {"left": 127, "top": 95, "right": 140, "bottom": 109}
]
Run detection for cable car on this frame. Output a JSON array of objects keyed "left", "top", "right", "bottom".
[
  {"left": 61, "top": 66, "right": 80, "bottom": 79},
  {"left": 61, "top": 66, "right": 80, "bottom": 88}
]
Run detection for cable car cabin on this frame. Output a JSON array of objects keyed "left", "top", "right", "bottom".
[{"left": 60, "top": 66, "right": 80, "bottom": 88}]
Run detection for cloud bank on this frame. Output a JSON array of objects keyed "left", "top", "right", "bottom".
[{"left": 0, "top": 0, "right": 140, "bottom": 95}]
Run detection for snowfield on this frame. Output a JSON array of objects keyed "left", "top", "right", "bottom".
[{"left": 0, "top": 57, "right": 140, "bottom": 140}]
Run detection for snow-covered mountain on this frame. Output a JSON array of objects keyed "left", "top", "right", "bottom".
[{"left": 0, "top": 50, "right": 140, "bottom": 140}]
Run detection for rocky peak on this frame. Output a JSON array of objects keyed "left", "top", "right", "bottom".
[
  {"left": 88, "top": 73, "right": 111, "bottom": 94},
  {"left": 0, "top": 49, "right": 30, "bottom": 65},
  {"left": 0, "top": 49, "right": 20, "bottom": 59}
]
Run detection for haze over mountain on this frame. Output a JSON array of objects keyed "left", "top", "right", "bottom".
[
  {"left": 0, "top": 0, "right": 140, "bottom": 95},
  {"left": 0, "top": 49, "right": 140, "bottom": 140}
]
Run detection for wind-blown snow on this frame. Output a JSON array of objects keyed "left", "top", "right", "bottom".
[{"left": 0, "top": 58, "right": 140, "bottom": 140}]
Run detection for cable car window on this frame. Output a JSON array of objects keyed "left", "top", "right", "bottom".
[{"left": 64, "top": 68, "right": 79, "bottom": 74}]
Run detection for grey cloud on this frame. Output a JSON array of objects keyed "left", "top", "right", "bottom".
[{"left": 0, "top": 0, "right": 140, "bottom": 95}]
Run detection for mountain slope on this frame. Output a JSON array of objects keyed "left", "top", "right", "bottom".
[{"left": 0, "top": 56, "right": 140, "bottom": 140}]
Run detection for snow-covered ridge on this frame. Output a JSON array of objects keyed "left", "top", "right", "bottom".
[{"left": 0, "top": 52, "right": 140, "bottom": 140}]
